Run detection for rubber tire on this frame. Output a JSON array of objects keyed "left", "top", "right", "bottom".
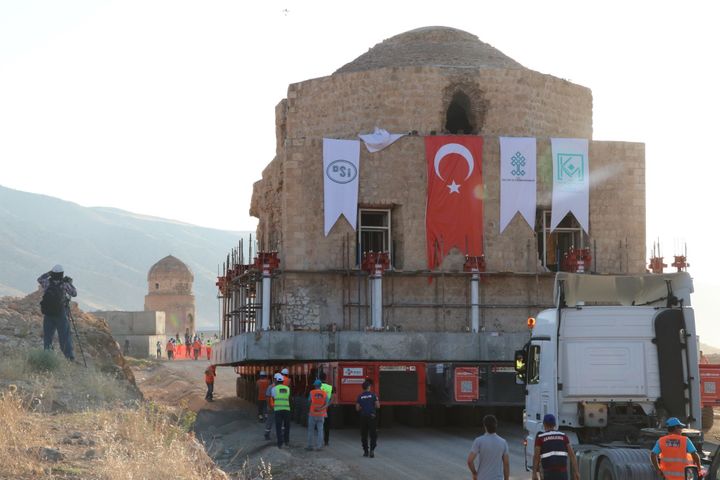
[
  {"left": 597, "top": 458, "right": 617, "bottom": 480},
  {"left": 703, "top": 405, "right": 714, "bottom": 430}
]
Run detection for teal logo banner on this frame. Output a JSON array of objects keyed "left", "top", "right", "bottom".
[{"left": 556, "top": 153, "right": 584, "bottom": 182}]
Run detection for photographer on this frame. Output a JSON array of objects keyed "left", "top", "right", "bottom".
[{"left": 37, "top": 264, "right": 77, "bottom": 361}]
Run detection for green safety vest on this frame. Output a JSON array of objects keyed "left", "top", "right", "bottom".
[
  {"left": 320, "top": 382, "right": 332, "bottom": 401},
  {"left": 274, "top": 385, "right": 291, "bottom": 411}
]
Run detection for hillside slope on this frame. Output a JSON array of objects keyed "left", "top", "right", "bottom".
[{"left": 0, "top": 185, "right": 248, "bottom": 328}]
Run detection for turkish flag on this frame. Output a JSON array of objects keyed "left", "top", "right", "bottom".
[{"left": 425, "top": 136, "right": 484, "bottom": 270}]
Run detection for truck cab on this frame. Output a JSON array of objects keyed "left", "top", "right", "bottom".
[{"left": 516, "top": 272, "right": 703, "bottom": 479}]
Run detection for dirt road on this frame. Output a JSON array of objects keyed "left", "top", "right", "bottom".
[{"left": 133, "top": 359, "right": 533, "bottom": 480}]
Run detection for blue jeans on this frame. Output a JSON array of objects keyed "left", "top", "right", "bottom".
[
  {"left": 307, "top": 416, "right": 325, "bottom": 449},
  {"left": 43, "top": 312, "right": 74, "bottom": 360}
]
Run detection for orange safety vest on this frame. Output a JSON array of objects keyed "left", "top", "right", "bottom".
[
  {"left": 166, "top": 341, "right": 174, "bottom": 352},
  {"left": 308, "top": 388, "right": 328, "bottom": 417},
  {"left": 658, "top": 434, "right": 693, "bottom": 477},
  {"left": 193, "top": 341, "right": 201, "bottom": 350},
  {"left": 204, "top": 366, "right": 216, "bottom": 384},
  {"left": 257, "top": 378, "right": 270, "bottom": 401}
]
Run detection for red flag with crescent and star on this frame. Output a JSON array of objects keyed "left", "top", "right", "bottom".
[{"left": 425, "top": 136, "right": 484, "bottom": 270}]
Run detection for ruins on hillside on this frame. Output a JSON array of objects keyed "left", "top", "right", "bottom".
[{"left": 214, "top": 27, "right": 645, "bottom": 363}]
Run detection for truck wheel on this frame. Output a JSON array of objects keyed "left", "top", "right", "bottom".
[
  {"left": 703, "top": 406, "right": 714, "bottom": 430},
  {"left": 597, "top": 458, "right": 617, "bottom": 480}
]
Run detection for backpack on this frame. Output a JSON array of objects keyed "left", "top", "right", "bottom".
[{"left": 40, "top": 283, "right": 66, "bottom": 315}]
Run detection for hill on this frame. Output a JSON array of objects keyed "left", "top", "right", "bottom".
[{"left": 0, "top": 185, "right": 248, "bottom": 329}]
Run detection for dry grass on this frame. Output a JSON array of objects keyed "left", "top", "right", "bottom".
[{"left": 0, "top": 390, "right": 46, "bottom": 478}]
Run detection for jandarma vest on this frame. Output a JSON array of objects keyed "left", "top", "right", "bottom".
[
  {"left": 309, "top": 389, "right": 328, "bottom": 417},
  {"left": 658, "top": 434, "right": 693, "bottom": 477},
  {"left": 274, "top": 385, "right": 291, "bottom": 411},
  {"left": 538, "top": 430, "right": 569, "bottom": 472}
]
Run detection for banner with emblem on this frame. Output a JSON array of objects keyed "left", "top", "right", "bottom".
[
  {"left": 323, "top": 138, "right": 361, "bottom": 236},
  {"left": 499, "top": 137, "right": 537, "bottom": 233},
  {"left": 551, "top": 138, "right": 589, "bottom": 233},
  {"left": 425, "top": 136, "right": 483, "bottom": 270}
]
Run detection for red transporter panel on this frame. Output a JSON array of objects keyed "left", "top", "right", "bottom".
[
  {"left": 700, "top": 364, "right": 720, "bottom": 406},
  {"left": 454, "top": 366, "right": 479, "bottom": 402}
]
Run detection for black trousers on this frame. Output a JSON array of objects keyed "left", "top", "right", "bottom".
[
  {"left": 323, "top": 405, "right": 333, "bottom": 444},
  {"left": 205, "top": 382, "right": 214, "bottom": 400},
  {"left": 275, "top": 410, "right": 291, "bottom": 447},
  {"left": 360, "top": 415, "right": 377, "bottom": 452}
]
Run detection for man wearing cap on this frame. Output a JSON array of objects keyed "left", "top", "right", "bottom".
[
  {"left": 532, "top": 414, "right": 579, "bottom": 480},
  {"left": 650, "top": 417, "right": 701, "bottom": 478},
  {"left": 256, "top": 371, "right": 270, "bottom": 422},
  {"left": 306, "top": 379, "right": 328, "bottom": 451},
  {"left": 356, "top": 379, "right": 380, "bottom": 457},
  {"left": 37, "top": 265, "right": 77, "bottom": 360},
  {"left": 271, "top": 372, "right": 291, "bottom": 448}
]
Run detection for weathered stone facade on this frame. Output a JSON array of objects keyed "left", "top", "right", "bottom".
[
  {"left": 144, "top": 255, "right": 196, "bottom": 336},
  {"left": 250, "top": 27, "right": 645, "bottom": 335}
]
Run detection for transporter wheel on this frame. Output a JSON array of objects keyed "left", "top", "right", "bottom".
[
  {"left": 703, "top": 405, "right": 714, "bottom": 430},
  {"left": 596, "top": 458, "right": 617, "bottom": 480}
]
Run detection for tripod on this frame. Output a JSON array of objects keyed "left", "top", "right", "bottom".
[{"left": 67, "top": 307, "right": 87, "bottom": 368}]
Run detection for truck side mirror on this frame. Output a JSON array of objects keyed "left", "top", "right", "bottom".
[{"left": 515, "top": 349, "right": 527, "bottom": 384}]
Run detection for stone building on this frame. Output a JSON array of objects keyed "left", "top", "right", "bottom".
[
  {"left": 144, "top": 255, "right": 196, "bottom": 336},
  {"left": 92, "top": 310, "right": 166, "bottom": 358},
  {"left": 245, "top": 26, "right": 645, "bottom": 340}
]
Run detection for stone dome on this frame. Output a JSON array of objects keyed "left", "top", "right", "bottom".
[
  {"left": 335, "top": 26, "right": 524, "bottom": 74},
  {"left": 147, "top": 255, "right": 193, "bottom": 281}
]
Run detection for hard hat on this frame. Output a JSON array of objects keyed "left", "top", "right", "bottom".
[
  {"left": 274, "top": 373, "right": 284, "bottom": 382},
  {"left": 259, "top": 371, "right": 267, "bottom": 376},
  {"left": 281, "top": 368, "right": 289, "bottom": 375},
  {"left": 313, "top": 379, "right": 322, "bottom": 387},
  {"left": 52, "top": 265, "right": 64, "bottom": 273},
  {"left": 666, "top": 417, "right": 686, "bottom": 428}
]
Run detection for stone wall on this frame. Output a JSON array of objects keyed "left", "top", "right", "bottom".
[
  {"left": 143, "top": 294, "right": 195, "bottom": 336},
  {"left": 93, "top": 310, "right": 165, "bottom": 336}
]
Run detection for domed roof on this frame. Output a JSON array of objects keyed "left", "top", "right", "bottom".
[
  {"left": 335, "top": 26, "right": 524, "bottom": 74},
  {"left": 147, "top": 255, "right": 193, "bottom": 281}
]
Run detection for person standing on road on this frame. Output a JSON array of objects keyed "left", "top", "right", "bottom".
[
  {"left": 256, "top": 371, "right": 270, "bottom": 422},
  {"left": 319, "top": 372, "right": 334, "bottom": 446},
  {"left": 156, "top": 341, "right": 162, "bottom": 359},
  {"left": 271, "top": 373, "right": 291, "bottom": 448},
  {"left": 264, "top": 379, "right": 276, "bottom": 440},
  {"left": 466, "top": 414, "right": 510, "bottom": 480},
  {"left": 306, "top": 379, "right": 328, "bottom": 451},
  {"left": 192, "top": 339, "right": 202, "bottom": 360},
  {"left": 166, "top": 339, "right": 175, "bottom": 360},
  {"left": 204, "top": 365, "right": 216, "bottom": 401},
  {"left": 650, "top": 417, "right": 702, "bottom": 478},
  {"left": 37, "top": 265, "right": 77, "bottom": 361},
  {"left": 532, "top": 414, "right": 580, "bottom": 480},
  {"left": 356, "top": 379, "right": 380, "bottom": 458}
]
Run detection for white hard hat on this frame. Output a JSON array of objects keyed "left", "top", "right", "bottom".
[
  {"left": 281, "top": 368, "right": 289, "bottom": 375},
  {"left": 52, "top": 265, "right": 64, "bottom": 273},
  {"left": 259, "top": 371, "right": 267, "bottom": 376},
  {"left": 274, "top": 373, "right": 284, "bottom": 382}
]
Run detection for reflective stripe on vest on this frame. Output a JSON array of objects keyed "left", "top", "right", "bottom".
[
  {"left": 309, "top": 389, "right": 328, "bottom": 417},
  {"left": 274, "top": 385, "right": 291, "bottom": 411},
  {"left": 540, "top": 451, "right": 568, "bottom": 459},
  {"left": 659, "top": 434, "right": 692, "bottom": 477}
]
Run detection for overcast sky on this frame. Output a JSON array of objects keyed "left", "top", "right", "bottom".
[{"left": 2, "top": 1, "right": 719, "bottom": 344}]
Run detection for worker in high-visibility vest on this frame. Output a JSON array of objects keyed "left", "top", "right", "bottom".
[
  {"left": 166, "top": 340, "right": 175, "bottom": 360},
  {"left": 271, "top": 373, "right": 291, "bottom": 448},
  {"left": 204, "top": 365, "right": 216, "bottom": 402},
  {"left": 306, "top": 379, "right": 328, "bottom": 451},
  {"left": 281, "top": 368, "right": 291, "bottom": 387},
  {"left": 319, "top": 372, "right": 334, "bottom": 446},
  {"left": 264, "top": 377, "right": 276, "bottom": 441},
  {"left": 650, "top": 417, "right": 701, "bottom": 478},
  {"left": 256, "top": 371, "right": 270, "bottom": 422}
]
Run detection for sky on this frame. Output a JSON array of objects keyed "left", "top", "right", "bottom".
[{"left": 2, "top": 1, "right": 719, "bottom": 344}]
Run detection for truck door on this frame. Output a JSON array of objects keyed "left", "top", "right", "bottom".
[{"left": 524, "top": 337, "right": 557, "bottom": 467}]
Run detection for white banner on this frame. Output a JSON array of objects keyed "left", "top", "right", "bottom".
[
  {"left": 551, "top": 138, "right": 589, "bottom": 233},
  {"left": 323, "top": 138, "right": 361, "bottom": 236},
  {"left": 358, "top": 127, "right": 406, "bottom": 153},
  {"left": 499, "top": 137, "right": 536, "bottom": 233}
]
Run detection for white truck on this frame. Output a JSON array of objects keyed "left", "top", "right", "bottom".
[{"left": 515, "top": 272, "right": 720, "bottom": 479}]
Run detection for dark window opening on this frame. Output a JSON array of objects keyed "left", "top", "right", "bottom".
[
  {"left": 445, "top": 91, "right": 473, "bottom": 134},
  {"left": 357, "top": 208, "right": 392, "bottom": 266},
  {"left": 155, "top": 283, "right": 159, "bottom": 290}
]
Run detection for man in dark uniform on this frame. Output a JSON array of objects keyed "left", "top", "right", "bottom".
[
  {"left": 532, "top": 414, "right": 579, "bottom": 480},
  {"left": 356, "top": 379, "right": 380, "bottom": 458}
]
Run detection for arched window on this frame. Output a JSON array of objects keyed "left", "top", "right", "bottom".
[
  {"left": 155, "top": 283, "right": 159, "bottom": 290},
  {"left": 445, "top": 91, "right": 473, "bottom": 134}
]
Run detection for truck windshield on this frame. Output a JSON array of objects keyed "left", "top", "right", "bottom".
[{"left": 528, "top": 345, "right": 541, "bottom": 384}]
